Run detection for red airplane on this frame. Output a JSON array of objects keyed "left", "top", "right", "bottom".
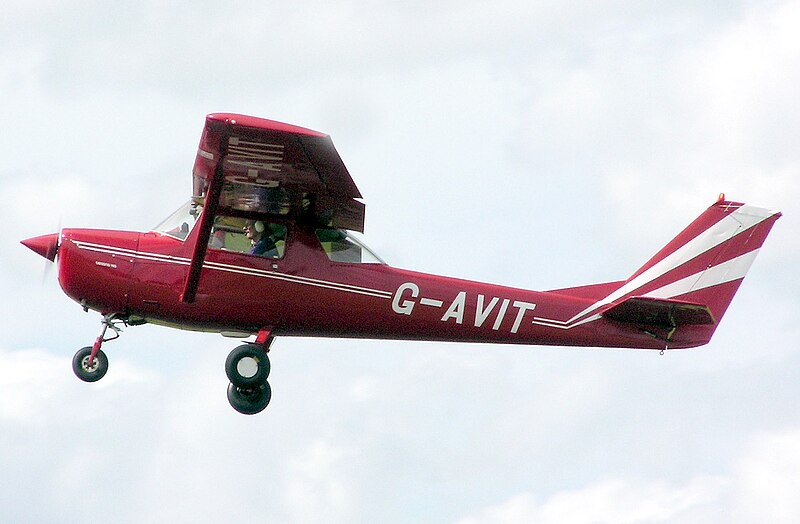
[{"left": 21, "top": 113, "right": 782, "bottom": 414}]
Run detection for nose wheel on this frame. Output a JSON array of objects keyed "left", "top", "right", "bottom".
[
  {"left": 72, "top": 313, "right": 125, "bottom": 383},
  {"left": 225, "top": 329, "right": 274, "bottom": 415},
  {"left": 72, "top": 346, "right": 109, "bottom": 382}
]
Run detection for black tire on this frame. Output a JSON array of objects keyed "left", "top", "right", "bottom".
[
  {"left": 227, "top": 382, "right": 272, "bottom": 415},
  {"left": 72, "top": 346, "right": 108, "bottom": 382},
  {"left": 225, "top": 344, "right": 270, "bottom": 387}
]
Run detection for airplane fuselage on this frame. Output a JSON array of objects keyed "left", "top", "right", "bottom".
[{"left": 52, "top": 223, "right": 707, "bottom": 351}]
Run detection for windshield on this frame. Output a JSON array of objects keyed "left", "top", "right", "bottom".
[{"left": 152, "top": 200, "right": 202, "bottom": 240}]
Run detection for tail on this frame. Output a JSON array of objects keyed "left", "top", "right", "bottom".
[{"left": 550, "top": 196, "right": 781, "bottom": 348}]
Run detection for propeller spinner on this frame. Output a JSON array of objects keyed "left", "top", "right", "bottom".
[{"left": 21, "top": 233, "right": 60, "bottom": 262}]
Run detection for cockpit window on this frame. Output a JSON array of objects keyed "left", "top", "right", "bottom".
[
  {"left": 210, "top": 216, "right": 287, "bottom": 259},
  {"left": 316, "top": 228, "right": 385, "bottom": 264},
  {"left": 152, "top": 200, "right": 202, "bottom": 240}
]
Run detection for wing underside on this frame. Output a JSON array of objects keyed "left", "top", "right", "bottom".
[
  {"left": 192, "top": 113, "right": 364, "bottom": 231},
  {"left": 182, "top": 113, "right": 364, "bottom": 303}
]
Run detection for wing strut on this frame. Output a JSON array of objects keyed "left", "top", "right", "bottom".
[{"left": 180, "top": 126, "right": 229, "bottom": 304}]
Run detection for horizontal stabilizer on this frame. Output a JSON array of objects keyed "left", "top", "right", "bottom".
[
  {"left": 547, "top": 280, "right": 626, "bottom": 301},
  {"left": 602, "top": 296, "right": 715, "bottom": 328}
]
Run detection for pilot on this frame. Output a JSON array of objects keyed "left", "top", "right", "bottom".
[{"left": 244, "top": 220, "right": 280, "bottom": 257}]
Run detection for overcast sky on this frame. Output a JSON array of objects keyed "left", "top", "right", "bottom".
[{"left": 2, "top": 1, "right": 799, "bottom": 522}]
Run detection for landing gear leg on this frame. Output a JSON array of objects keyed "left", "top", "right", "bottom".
[
  {"left": 226, "top": 328, "right": 274, "bottom": 415},
  {"left": 72, "top": 314, "right": 124, "bottom": 382}
]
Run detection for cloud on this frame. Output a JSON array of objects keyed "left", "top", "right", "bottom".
[
  {"left": 0, "top": 348, "right": 160, "bottom": 423},
  {"left": 457, "top": 427, "right": 800, "bottom": 524},
  {"left": 0, "top": 347, "right": 162, "bottom": 522},
  {"left": 283, "top": 439, "right": 354, "bottom": 523},
  {"left": 732, "top": 429, "right": 800, "bottom": 523},
  {"left": 456, "top": 476, "right": 730, "bottom": 524},
  {"left": 0, "top": 349, "right": 68, "bottom": 423}
]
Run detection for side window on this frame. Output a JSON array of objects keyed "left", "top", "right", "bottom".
[
  {"left": 315, "top": 228, "right": 384, "bottom": 264},
  {"left": 211, "top": 217, "right": 287, "bottom": 259}
]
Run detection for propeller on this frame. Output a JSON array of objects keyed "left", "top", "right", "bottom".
[{"left": 21, "top": 222, "right": 62, "bottom": 283}]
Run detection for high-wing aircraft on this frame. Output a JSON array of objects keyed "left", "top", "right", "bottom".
[{"left": 21, "top": 113, "right": 782, "bottom": 414}]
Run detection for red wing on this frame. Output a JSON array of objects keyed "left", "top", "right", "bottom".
[
  {"left": 182, "top": 113, "right": 365, "bottom": 303},
  {"left": 192, "top": 113, "right": 364, "bottom": 231}
]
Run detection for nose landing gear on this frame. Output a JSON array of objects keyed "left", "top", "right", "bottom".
[
  {"left": 72, "top": 313, "right": 125, "bottom": 382},
  {"left": 225, "top": 328, "right": 274, "bottom": 415}
]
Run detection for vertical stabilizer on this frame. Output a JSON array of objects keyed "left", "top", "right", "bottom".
[
  {"left": 600, "top": 197, "right": 781, "bottom": 345},
  {"left": 542, "top": 197, "right": 781, "bottom": 347}
]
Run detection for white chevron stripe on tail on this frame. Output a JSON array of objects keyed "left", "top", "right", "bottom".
[
  {"left": 532, "top": 203, "right": 777, "bottom": 329},
  {"left": 641, "top": 250, "right": 761, "bottom": 301}
]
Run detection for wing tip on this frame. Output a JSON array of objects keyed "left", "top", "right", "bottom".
[{"left": 206, "top": 113, "right": 328, "bottom": 137}]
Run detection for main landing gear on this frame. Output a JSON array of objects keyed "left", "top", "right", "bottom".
[
  {"left": 225, "top": 329, "right": 274, "bottom": 415},
  {"left": 72, "top": 316, "right": 275, "bottom": 415}
]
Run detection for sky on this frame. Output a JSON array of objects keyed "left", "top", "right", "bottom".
[{"left": 1, "top": 1, "right": 799, "bottom": 522}]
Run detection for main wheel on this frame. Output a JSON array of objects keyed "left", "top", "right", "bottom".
[
  {"left": 227, "top": 382, "right": 272, "bottom": 415},
  {"left": 225, "top": 344, "right": 270, "bottom": 388},
  {"left": 72, "top": 346, "right": 108, "bottom": 382}
]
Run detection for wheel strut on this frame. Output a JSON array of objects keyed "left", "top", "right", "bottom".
[
  {"left": 255, "top": 327, "right": 274, "bottom": 351},
  {"left": 87, "top": 314, "right": 124, "bottom": 366}
]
